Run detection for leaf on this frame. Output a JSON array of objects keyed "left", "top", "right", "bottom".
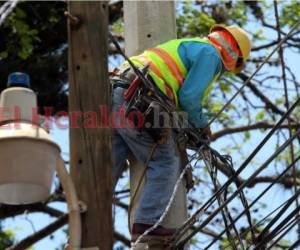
[
  {"left": 220, "top": 81, "right": 231, "bottom": 93},
  {"left": 244, "top": 131, "right": 250, "bottom": 140},
  {"left": 255, "top": 111, "right": 265, "bottom": 121},
  {"left": 0, "top": 51, "right": 8, "bottom": 59}
]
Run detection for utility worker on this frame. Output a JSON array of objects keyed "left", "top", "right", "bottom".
[{"left": 111, "top": 24, "right": 251, "bottom": 248}]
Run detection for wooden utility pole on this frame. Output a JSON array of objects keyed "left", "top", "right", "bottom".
[
  {"left": 68, "top": 2, "right": 112, "bottom": 250},
  {"left": 124, "top": 0, "right": 188, "bottom": 233}
]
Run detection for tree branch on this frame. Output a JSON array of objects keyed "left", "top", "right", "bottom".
[
  {"left": 247, "top": 175, "right": 300, "bottom": 189},
  {"left": 7, "top": 213, "right": 131, "bottom": 249},
  {"left": 202, "top": 151, "right": 300, "bottom": 190},
  {"left": 8, "top": 214, "right": 68, "bottom": 250},
  {"left": 211, "top": 122, "right": 300, "bottom": 141},
  {"left": 238, "top": 73, "right": 287, "bottom": 117},
  {"left": 0, "top": 203, "right": 64, "bottom": 219},
  {"left": 261, "top": 21, "right": 300, "bottom": 43},
  {"left": 114, "top": 231, "right": 131, "bottom": 247},
  {"left": 114, "top": 199, "right": 129, "bottom": 211},
  {"left": 252, "top": 40, "right": 279, "bottom": 51}
]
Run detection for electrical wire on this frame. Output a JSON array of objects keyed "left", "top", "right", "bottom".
[
  {"left": 201, "top": 149, "right": 243, "bottom": 250},
  {"left": 173, "top": 127, "right": 300, "bottom": 248},
  {"left": 266, "top": 216, "right": 300, "bottom": 250},
  {"left": 253, "top": 203, "right": 300, "bottom": 250},
  {"left": 274, "top": 0, "right": 300, "bottom": 241},
  {"left": 171, "top": 95, "right": 300, "bottom": 247},
  {"left": 205, "top": 154, "right": 300, "bottom": 250}
]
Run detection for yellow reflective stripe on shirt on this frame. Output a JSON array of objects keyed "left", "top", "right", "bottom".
[
  {"left": 136, "top": 55, "right": 162, "bottom": 78},
  {"left": 148, "top": 47, "right": 184, "bottom": 85},
  {"left": 130, "top": 55, "right": 176, "bottom": 102}
]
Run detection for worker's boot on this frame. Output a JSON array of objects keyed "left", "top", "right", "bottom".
[
  {"left": 131, "top": 223, "right": 176, "bottom": 250},
  {"left": 131, "top": 236, "right": 172, "bottom": 250}
]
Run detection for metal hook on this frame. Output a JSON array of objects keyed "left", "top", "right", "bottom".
[{"left": 64, "top": 11, "right": 81, "bottom": 29}]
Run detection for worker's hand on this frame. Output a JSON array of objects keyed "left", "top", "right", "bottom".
[{"left": 201, "top": 126, "right": 212, "bottom": 140}]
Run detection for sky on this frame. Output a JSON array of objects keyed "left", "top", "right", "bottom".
[{"left": 2, "top": 1, "right": 300, "bottom": 250}]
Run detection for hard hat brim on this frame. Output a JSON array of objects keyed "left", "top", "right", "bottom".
[{"left": 210, "top": 24, "right": 227, "bottom": 34}]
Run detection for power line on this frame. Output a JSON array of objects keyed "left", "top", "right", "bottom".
[
  {"left": 274, "top": 0, "right": 300, "bottom": 241},
  {"left": 174, "top": 126, "right": 300, "bottom": 248},
  {"left": 204, "top": 154, "right": 300, "bottom": 249},
  {"left": 171, "top": 94, "right": 300, "bottom": 247}
]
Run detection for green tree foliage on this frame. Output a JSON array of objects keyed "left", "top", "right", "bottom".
[
  {"left": 0, "top": 227, "right": 15, "bottom": 249},
  {"left": 0, "top": 2, "right": 67, "bottom": 114}
]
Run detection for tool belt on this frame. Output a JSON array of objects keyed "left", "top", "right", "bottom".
[{"left": 111, "top": 66, "right": 172, "bottom": 143}]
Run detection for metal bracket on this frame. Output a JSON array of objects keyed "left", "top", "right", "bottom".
[
  {"left": 64, "top": 11, "right": 82, "bottom": 30},
  {"left": 78, "top": 200, "right": 87, "bottom": 213}
]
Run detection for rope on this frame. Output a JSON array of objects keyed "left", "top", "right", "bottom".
[
  {"left": 0, "top": 0, "right": 20, "bottom": 27},
  {"left": 209, "top": 147, "right": 256, "bottom": 243},
  {"left": 171, "top": 146, "right": 254, "bottom": 248}
]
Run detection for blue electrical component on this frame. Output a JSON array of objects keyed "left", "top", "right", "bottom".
[{"left": 7, "top": 72, "right": 31, "bottom": 88}]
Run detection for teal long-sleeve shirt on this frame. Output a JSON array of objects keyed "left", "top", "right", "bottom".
[{"left": 178, "top": 41, "right": 223, "bottom": 128}]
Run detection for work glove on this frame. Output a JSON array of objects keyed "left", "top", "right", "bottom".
[
  {"left": 200, "top": 126, "right": 212, "bottom": 141},
  {"left": 184, "top": 126, "right": 211, "bottom": 148}
]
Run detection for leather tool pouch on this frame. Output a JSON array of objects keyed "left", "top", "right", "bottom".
[
  {"left": 127, "top": 90, "right": 170, "bottom": 143},
  {"left": 123, "top": 69, "right": 170, "bottom": 143}
]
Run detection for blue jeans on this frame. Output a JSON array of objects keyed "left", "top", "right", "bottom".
[{"left": 112, "top": 87, "right": 181, "bottom": 225}]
